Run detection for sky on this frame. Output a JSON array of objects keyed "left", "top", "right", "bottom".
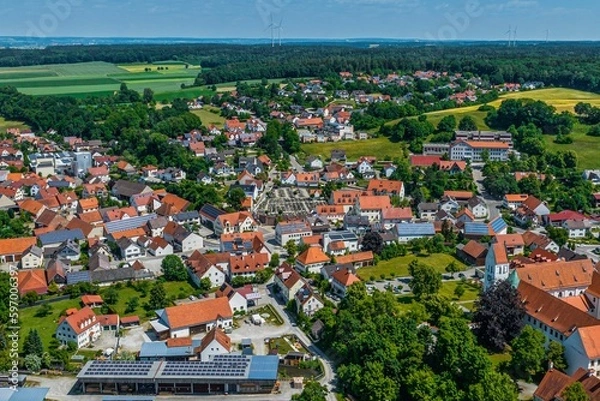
[{"left": 2, "top": 0, "right": 599, "bottom": 41}]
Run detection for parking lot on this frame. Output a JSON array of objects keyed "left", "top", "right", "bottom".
[{"left": 254, "top": 187, "right": 326, "bottom": 218}]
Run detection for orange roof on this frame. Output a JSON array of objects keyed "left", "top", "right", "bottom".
[
  {"left": 296, "top": 247, "right": 329, "bottom": 265},
  {"left": 516, "top": 259, "right": 595, "bottom": 292},
  {"left": 358, "top": 195, "right": 392, "bottom": 210},
  {"left": 336, "top": 251, "right": 374, "bottom": 265},
  {"left": 7, "top": 173, "right": 22, "bottom": 182},
  {"left": 331, "top": 190, "right": 364, "bottom": 205},
  {"left": 81, "top": 295, "right": 104, "bottom": 305},
  {"left": 105, "top": 207, "right": 138, "bottom": 221},
  {"left": 19, "top": 199, "right": 45, "bottom": 215},
  {"left": 316, "top": 205, "right": 345, "bottom": 215},
  {"left": 111, "top": 227, "right": 147, "bottom": 240},
  {"left": 166, "top": 337, "right": 193, "bottom": 348},
  {"left": 332, "top": 268, "right": 361, "bottom": 287},
  {"left": 577, "top": 326, "right": 600, "bottom": 359},
  {"left": 220, "top": 231, "right": 264, "bottom": 243},
  {"left": 17, "top": 269, "right": 47, "bottom": 295},
  {"left": 382, "top": 207, "right": 413, "bottom": 220},
  {"left": 443, "top": 190, "right": 473, "bottom": 200},
  {"left": 587, "top": 271, "right": 600, "bottom": 298},
  {"left": 78, "top": 198, "right": 99, "bottom": 210},
  {"left": 0, "top": 237, "right": 36, "bottom": 256},
  {"left": 160, "top": 193, "right": 190, "bottom": 214},
  {"left": 295, "top": 173, "right": 319, "bottom": 183},
  {"left": 79, "top": 210, "right": 103, "bottom": 225},
  {"left": 229, "top": 253, "right": 269, "bottom": 273},
  {"left": 495, "top": 234, "right": 525, "bottom": 247},
  {"left": 367, "top": 179, "right": 403, "bottom": 194},
  {"left": 97, "top": 314, "right": 119, "bottom": 327},
  {"left": 491, "top": 242, "right": 508, "bottom": 264},
  {"left": 200, "top": 327, "right": 231, "bottom": 352},
  {"left": 88, "top": 166, "right": 109, "bottom": 176},
  {"left": 504, "top": 194, "right": 529, "bottom": 203},
  {"left": 464, "top": 140, "right": 509, "bottom": 149},
  {"left": 301, "top": 235, "right": 322, "bottom": 246},
  {"left": 216, "top": 211, "right": 255, "bottom": 227},
  {"left": 66, "top": 218, "right": 94, "bottom": 237},
  {"left": 161, "top": 298, "right": 233, "bottom": 330},
  {"left": 461, "top": 240, "right": 487, "bottom": 258},
  {"left": 61, "top": 306, "right": 98, "bottom": 335},
  {"left": 562, "top": 295, "right": 593, "bottom": 312}
]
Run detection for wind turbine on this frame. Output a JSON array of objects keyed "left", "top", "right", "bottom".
[
  {"left": 505, "top": 25, "right": 512, "bottom": 47},
  {"left": 512, "top": 26, "right": 518, "bottom": 47},
  {"left": 264, "top": 14, "right": 275, "bottom": 47},
  {"left": 275, "top": 18, "right": 284, "bottom": 47}
]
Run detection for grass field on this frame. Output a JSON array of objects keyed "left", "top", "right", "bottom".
[
  {"left": 19, "top": 298, "right": 82, "bottom": 348},
  {"left": 0, "top": 116, "right": 29, "bottom": 131},
  {"left": 358, "top": 253, "right": 467, "bottom": 280},
  {"left": 191, "top": 106, "right": 226, "bottom": 128},
  {"left": 395, "top": 280, "right": 479, "bottom": 312},
  {"left": 301, "top": 137, "right": 407, "bottom": 161}
]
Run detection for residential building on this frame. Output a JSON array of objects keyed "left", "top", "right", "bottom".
[
  {"left": 563, "top": 219, "right": 592, "bottom": 239},
  {"left": 214, "top": 212, "right": 257, "bottom": 236},
  {"left": 21, "top": 245, "right": 44, "bottom": 269},
  {"left": 187, "top": 252, "right": 228, "bottom": 289},
  {"left": 353, "top": 195, "right": 392, "bottom": 223},
  {"left": 199, "top": 327, "right": 232, "bottom": 362},
  {"left": 17, "top": 269, "right": 48, "bottom": 295},
  {"left": 534, "top": 368, "right": 600, "bottom": 400},
  {"left": 503, "top": 194, "right": 529, "bottom": 210},
  {"left": 215, "top": 283, "right": 248, "bottom": 315},
  {"left": 0, "top": 237, "right": 37, "bottom": 263},
  {"left": 323, "top": 231, "right": 359, "bottom": 255},
  {"left": 456, "top": 240, "right": 488, "bottom": 266},
  {"left": 418, "top": 203, "right": 438, "bottom": 221},
  {"left": 449, "top": 140, "right": 510, "bottom": 162},
  {"left": 295, "top": 247, "right": 330, "bottom": 275},
  {"left": 331, "top": 268, "right": 361, "bottom": 298},
  {"left": 274, "top": 263, "right": 306, "bottom": 302},
  {"left": 275, "top": 221, "right": 312, "bottom": 246},
  {"left": 366, "top": 179, "right": 405, "bottom": 198},
  {"left": 228, "top": 253, "right": 269, "bottom": 280},
  {"left": 56, "top": 307, "right": 101, "bottom": 348},
  {"left": 295, "top": 286, "right": 324, "bottom": 317},
  {"left": 467, "top": 196, "right": 488, "bottom": 219}
]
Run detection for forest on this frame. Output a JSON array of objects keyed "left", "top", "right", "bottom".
[{"left": 0, "top": 44, "right": 600, "bottom": 92}]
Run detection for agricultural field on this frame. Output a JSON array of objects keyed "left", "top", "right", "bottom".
[
  {"left": 357, "top": 253, "right": 467, "bottom": 281},
  {"left": 191, "top": 106, "right": 226, "bottom": 128}
]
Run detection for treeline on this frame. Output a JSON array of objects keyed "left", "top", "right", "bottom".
[{"left": 1, "top": 44, "right": 600, "bottom": 92}]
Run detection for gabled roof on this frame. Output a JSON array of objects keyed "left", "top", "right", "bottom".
[
  {"left": 516, "top": 259, "right": 594, "bottom": 292},
  {"left": 0, "top": 237, "right": 37, "bottom": 256},
  {"left": 460, "top": 240, "right": 487, "bottom": 259},
  {"left": 17, "top": 269, "right": 47, "bottom": 295},
  {"left": 491, "top": 242, "right": 509, "bottom": 264},
  {"left": 229, "top": 253, "right": 269, "bottom": 274},
  {"left": 366, "top": 179, "right": 403, "bottom": 194},
  {"left": 336, "top": 251, "right": 374, "bottom": 265},
  {"left": 199, "top": 327, "right": 231, "bottom": 353},
  {"left": 296, "top": 247, "right": 329, "bottom": 265},
  {"left": 331, "top": 268, "right": 361, "bottom": 287},
  {"left": 60, "top": 306, "right": 98, "bottom": 335},
  {"left": 158, "top": 298, "right": 233, "bottom": 330},
  {"left": 357, "top": 195, "right": 392, "bottom": 210}
]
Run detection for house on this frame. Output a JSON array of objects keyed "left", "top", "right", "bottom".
[
  {"left": 353, "top": 196, "right": 392, "bottom": 223},
  {"left": 163, "top": 222, "right": 204, "bottom": 252},
  {"left": 381, "top": 207, "right": 413, "bottom": 229},
  {"left": 295, "top": 173, "right": 320, "bottom": 188},
  {"left": 514, "top": 196, "right": 551, "bottom": 227},
  {"left": 356, "top": 159, "right": 375, "bottom": 178},
  {"left": 199, "top": 327, "right": 232, "bottom": 362},
  {"left": 56, "top": 306, "right": 101, "bottom": 348},
  {"left": 46, "top": 258, "right": 67, "bottom": 284},
  {"left": 545, "top": 210, "right": 588, "bottom": 227},
  {"left": 188, "top": 252, "right": 228, "bottom": 289},
  {"left": 295, "top": 286, "right": 324, "bottom": 317},
  {"left": 295, "top": 247, "right": 330, "bottom": 274},
  {"left": 323, "top": 231, "right": 359, "bottom": 255},
  {"left": 117, "top": 238, "right": 144, "bottom": 260},
  {"left": 21, "top": 245, "right": 44, "bottom": 269},
  {"left": 305, "top": 156, "right": 324, "bottom": 171},
  {"left": 503, "top": 194, "right": 529, "bottom": 210},
  {"left": 17, "top": 269, "right": 48, "bottom": 295},
  {"left": 0, "top": 237, "right": 37, "bottom": 263},
  {"left": 418, "top": 203, "right": 438, "bottom": 221},
  {"left": 215, "top": 283, "right": 248, "bottom": 315},
  {"left": 483, "top": 242, "right": 510, "bottom": 290},
  {"left": 147, "top": 237, "right": 174, "bottom": 257},
  {"left": 396, "top": 223, "right": 436, "bottom": 243},
  {"left": 331, "top": 268, "right": 361, "bottom": 298},
  {"left": 274, "top": 263, "right": 306, "bottom": 302},
  {"left": 522, "top": 231, "right": 560, "bottom": 254},
  {"left": 214, "top": 212, "right": 257, "bottom": 236},
  {"left": 515, "top": 259, "right": 594, "bottom": 298},
  {"left": 111, "top": 180, "right": 152, "bottom": 200},
  {"left": 336, "top": 251, "right": 374, "bottom": 269},
  {"left": 563, "top": 219, "right": 592, "bottom": 239},
  {"left": 456, "top": 240, "right": 488, "bottom": 266},
  {"left": 367, "top": 179, "right": 404, "bottom": 198},
  {"left": 89, "top": 252, "right": 111, "bottom": 272},
  {"left": 151, "top": 297, "right": 233, "bottom": 339},
  {"left": 494, "top": 234, "right": 525, "bottom": 256},
  {"left": 199, "top": 204, "right": 226, "bottom": 228},
  {"left": 466, "top": 196, "right": 488, "bottom": 219},
  {"left": 77, "top": 197, "right": 99, "bottom": 214},
  {"left": 81, "top": 294, "right": 104, "bottom": 308},
  {"left": 534, "top": 368, "right": 600, "bottom": 401},
  {"left": 275, "top": 221, "right": 312, "bottom": 246},
  {"left": 228, "top": 253, "right": 269, "bottom": 280},
  {"left": 331, "top": 149, "right": 347, "bottom": 162},
  {"left": 56, "top": 240, "right": 82, "bottom": 261}
]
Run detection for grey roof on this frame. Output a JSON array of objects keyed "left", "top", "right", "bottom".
[
  {"left": 0, "top": 388, "right": 49, "bottom": 401},
  {"left": 90, "top": 267, "right": 153, "bottom": 284},
  {"left": 277, "top": 221, "right": 312, "bottom": 235},
  {"left": 112, "top": 180, "right": 149, "bottom": 197},
  {"left": 418, "top": 202, "right": 438, "bottom": 212},
  {"left": 324, "top": 231, "right": 358, "bottom": 242},
  {"left": 105, "top": 214, "right": 156, "bottom": 234},
  {"left": 139, "top": 340, "right": 202, "bottom": 359},
  {"left": 89, "top": 252, "right": 110, "bottom": 272},
  {"left": 147, "top": 216, "right": 169, "bottom": 229},
  {"left": 173, "top": 211, "right": 200, "bottom": 223},
  {"left": 396, "top": 223, "right": 436, "bottom": 236},
  {"left": 39, "top": 229, "right": 84, "bottom": 246},
  {"left": 67, "top": 270, "right": 91, "bottom": 285},
  {"left": 27, "top": 245, "right": 44, "bottom": 258}
]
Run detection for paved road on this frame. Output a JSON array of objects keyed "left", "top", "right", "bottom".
[
  {"left": 289, "top": 156, "right": 304, "bottom": 173},
  {"left": 575, "top": 244, "right": 600, "bottom": 264},
  {"left": 471, "top": 164, "right": 503, "bottom": 220}
]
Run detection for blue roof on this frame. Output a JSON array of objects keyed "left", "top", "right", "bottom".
[
  {"left": 39, "top": 229, "right": 84, "bottom": 245},
  {"left": 105, "top": 214, "right": 157, "bottom": 234},
  {"left": 67, "top": 270, "right": 91, "bottom": 285},
  {"left": 489, "top": 217, "right": 508, "bottom": 234},
  {"left": 0, "top": 388, "right": 49, "bottom": 401},
  {"left": 139, "top": 340, "right": 202, "bottom": 359},
  {"left": 464, "top": 222, "right": 489, "bottom": 235},
  {"left": 247, "top": 355, "right": 279, "bottom": 381},
  {"left": 396, "top": 223, "right": 435, "bottom": 236}
]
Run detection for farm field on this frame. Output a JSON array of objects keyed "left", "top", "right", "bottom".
[
  {"left": 357, "top": 253, "right": 467, "bottom": 281},
  {"left": 301, "top": 137, "right": 407, "bottom": 161},
  {"left": 191, "top": 106, "right": 226, "bottom": 128}
]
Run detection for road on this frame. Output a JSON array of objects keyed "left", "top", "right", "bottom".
[
  {"left": 575, "top": 244, "right": 600, "bottom": 264},
  {"left": 471, "top": 164, "right": 503, "bottom": 220},
  {"left": 289, "top": 156, "right": 304, "bottom": 173}
]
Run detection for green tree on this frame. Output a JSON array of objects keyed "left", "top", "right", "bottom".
[
  {"left": 437, "top": 115, "right": 457, "bottom": 133},
  {"left": 285, "top": 240, "right": 298, "bottom": 259},
  {"left": 23, "top": 329, "right": 43, "bottom": 357},
  {"left": 466, "top": 370, "right": 519, "bottom": 401},
  {"left": 104, "top": 287, "right": 119, "bottom": 305},
  {"left": 361, "top": 232, "right": 384, "bottom": 254},
  {"left": 147, "top": 282, "right": 168, "bottom": 310},
  {"left": 21, "top": 291, "right": 39, "bottom": 306},
  {"left": 509, "top": 326, "right": 546, "bottom": 381},
  {"left": 269, "top": 253, "right": 280, "bottom": 268},
  {"left": 142, "top": 88, "right": 154, "bottom": 103},
  {"left": 453, "top": 284, "right": 465, "bottom": 299},
  {"left": 408, "top": 260, "right": 442, "bottom": 299},
  {"left": 291, "top": 381, "right": 327, "bottom": 401},
  {"left": 125, "top": 296, "right": 139, "bottom": 314},
  {"left": 199, "top": 278, "right": 212, "bottom": 292},
  {"left": 226, "top": 187, "right": 247, "bottom": 211},
  {"left": 445, "top": 261, "right": 461, "bottom": 278},
  {"left": 24, "top": 354, "right": 42, "bottom": 372},
  {"left": 546, "top": 341, "right": 568, "bottom": 372},
  {"left": 562, "top": 382, "right": 589, "bottom": 401},
  {"left": 35, "top": 303, "right": 53, "bottom": 318},
  {"left": 458, "top": 115, "right": 478, "bottom": 131},
  {"left": 161, "top": 255, "right": 188, "bottom": 281}
]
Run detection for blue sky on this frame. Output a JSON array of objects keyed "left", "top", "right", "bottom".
[{"left": 3, "top": 0, "right": 599, "bottom": 40}]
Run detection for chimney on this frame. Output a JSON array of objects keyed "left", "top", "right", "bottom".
[{"left": 548, "top": 360, "right": 554, "bottom": 371}]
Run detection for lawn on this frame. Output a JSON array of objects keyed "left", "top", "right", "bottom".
[
  {"left": 19, "top": 297, "right": 82, "bottom": 349},
  {"left": 543, "top": 122, "right": 600, "bottom": 169},
  {"left": 0, "top": 116, "right": 29, "bottom": 131},
  {"left": 191, "top": 106, "right": 226, "bottom": 128},
  {"left": 358, "top": 253, "right": 467, "bottom": 281},
  {"left": 489, "top": 352, "right": 511, "bottom": 368},
  {"left": 438, "top": 280, "right": 481, "bottom": 302},
  {"left": 301, "top": 137, "right": 407, "bottom": 161}
]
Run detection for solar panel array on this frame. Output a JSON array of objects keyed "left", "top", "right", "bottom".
[
  {"left": 325, "top": 231, "right": 357, "bottom": 241},
  {"left": 161, "top": 355, "right": 250, "bottom": 378},
  {"left": 83, "top": 361, "right": 155, "bottom": 377}
]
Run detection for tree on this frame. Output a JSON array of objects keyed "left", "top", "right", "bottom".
[
  {"left": 588, "top": 124, "right": 600, "bottom": 137},
  {"left": 437, "top": 115, "right": 457, "bottom": 133},
  {"left": 458, "top": 115, "right": 478, "bottom": 131},
  {"left": 35, "top": 303, "right": 53, "bottom": 318},
  {"left": 546, "top": 341, "right": 568, "bottom": 372},
  {"left": 453, "top": 284, "right": 465, "bottom": 299},
  {"left": 284, "top": 240, "right": 297, "bottom": 259},
  {"left": 23, "top": 329, "right": 43, "bottom": 357},
  {"left": 292, "top": 381, "right": 327, "bottom": 401},
  {"left": 104, "top": 287, "right": 119, "bottom": 305},
  {"left": 510, "top": 326, "right": 546, "bottom": 381},
  {"left": 24, "top": 354, "right": 42, "bottom": 372},
  {"left": 22, "top": 291, "right": 39, "bottom": 306},
  {"left": 473, "top": 280, "right": 525, "bottom": 352},
  {"left": 227, "top": 187, "right": 247, "bottom": 211},
  {"left": 269, "top": 253, "right": 280, "bottom": 268},
  {"left": 408, "top": 260, "right": 442, "bottom": 299},
  {"left": 161, "top": 255, "right": 187, "bottom": 281},
  {"left": 445, "top": 261, "right": 461, "bottom": 278},
  {"left": 125, "top": 297, "right": 139, "bottom": 314},
  {"left": 147, "top": 282, "right": 168, "bottom": 310},
  {"left": 361, "top": 232, "right": 384, "bottom": 254},
  {"left": 199, "top": 277, "right": 212, "bottom": 292},
  {"left": 562, "top": 382, "right": 589, "bottom": 401},
  {"left": 142, "top": 88, "right": 154, "bottom": 103}
]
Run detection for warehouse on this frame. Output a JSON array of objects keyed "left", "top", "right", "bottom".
[{"left": 76, "top": 355, "right": 278, "bottom": 396}]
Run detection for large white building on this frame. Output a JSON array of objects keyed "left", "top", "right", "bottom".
[
  {"left": 56, "top": 307, "right": 101, "bottom": 349},
  {"left": 450, "top": 140, "right": 510, "bottom": 162},
  {"left": 275, "top": 221, "right": 312, "bottom": 246}
]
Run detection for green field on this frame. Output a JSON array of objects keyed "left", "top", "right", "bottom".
[
  {"left": 0, "top": 116, "right": 29, "bottom": 131},
  {"left": 358, "top": 253, "right": 467, "bottom": 280},
  {"left": 19, "top": 297, "right": 82, "bottom": 348},
  {"left": 395, "top": 280, "right": 479, "bottom": 312},
  {"left": 301, "top": 137, "right": 407, "bottom": 161},
  {"left": 191, "top": 106, "right": 226, "bottom": 128}
]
